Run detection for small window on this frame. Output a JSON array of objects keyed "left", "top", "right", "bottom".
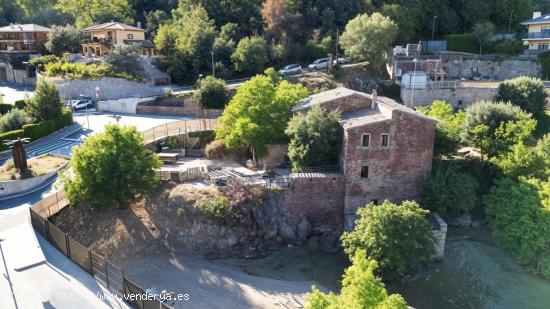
[
  {"left": 361, "top": 134, "right": 370, "bottom": 148},
  {"left": 128, "top": 34, "right": 134, "bottom": 39},
  {"left": 381, "top": 134, "right": 389, "bottom": 147},
  {"left": 361, "top": 166, "right": 369, "bottom": 178},
  {"left": 371, "top": 199, "right": 378, "bottom": 206}
]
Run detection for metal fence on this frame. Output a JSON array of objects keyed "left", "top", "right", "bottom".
[
  {"left": 29, "top": 191, "right": 174, "bottom": 309},
  {"left": 142, "top": 119, "right": 219, "bottom": 145}
]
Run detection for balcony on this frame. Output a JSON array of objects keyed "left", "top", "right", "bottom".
[{"left": 524, "top": 31, "right": 550, "bottom": 39}]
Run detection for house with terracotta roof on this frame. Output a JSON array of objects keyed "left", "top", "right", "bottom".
[
  {"left": 293, "top": 88, "right": 436, "bottom": 229},
  {"left": 81, "top": 22, "right": 154, "bottom": 57},
  {"left": 0, "top": 23, "right": 51, "bottom": 54}
]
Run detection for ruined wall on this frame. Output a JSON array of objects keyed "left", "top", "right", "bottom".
[
  {"left": 258, "top": 144, "right": 288, "bottom": 168},
  {"left": 341, "top": 110, "right": 435, "bottom": 229},
  {"left": 401, "top": 87, "right": 498, "bottom": 108},
  {"left": 280, "top": 173, "right": 345, "bottom": 231}
]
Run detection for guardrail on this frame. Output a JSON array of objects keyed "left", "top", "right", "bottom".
[{"left": 29, "top": 191, "right": 174, "bottom": 309}]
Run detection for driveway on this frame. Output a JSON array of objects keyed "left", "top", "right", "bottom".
[
  {"left": 73, "top": 111, "right": 190, "bottom": 134},
  {"left": 0, "top": 82, "right": 34, "bottom": 104}
]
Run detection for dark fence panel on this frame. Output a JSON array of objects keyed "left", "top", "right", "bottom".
[
  {"left": 124, "top": 279, "right": 145, "bottom": 309},
  {"left": 30, "top": 208, "right": 47, "bottom": 237},
  {"left": 106, "top": 260, "right": 124, "bottom": 296},
  {"left": 48, "top": 223, "right": 68, "bottom": 256},
  {"left": 67, "top": 236, "right": 92, "bottom": 273},
  {"left": 91, "top": 251, "right": 108, "bottom": 286}
]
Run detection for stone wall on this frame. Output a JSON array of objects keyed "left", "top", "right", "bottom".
[
  {"left": 280, "top": 173, "right": 345, "bottom": 231},
  {"left": 401, "top": 87, "right": 498, "bottom": 108},
  {"left": 97, "top": 97, "right": 153, "bottom": 114},
  {"left": 341, "top": 109, "right": 436, "bottom": 230},
  {"left": 258, "top": 144, "right": 288, "bottom": 168},
  {"left": 431, "top": 213, "right": 448, "bottom": 260},
  {"left": 441, "top": 56, "right": 540, "bottom": 80},
  {"left": 40, "top": 73, "right": 164, "bottom": 100},
  {"left": 136, "top": 95, "right": 223, "bottom": 117}
]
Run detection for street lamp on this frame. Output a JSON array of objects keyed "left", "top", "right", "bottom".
[
  {"left": 211, "top": 51, "right": 215, "bottom": 77},
  {"left": 410, "top": 58, "right": 418, "bottom": 108},
  {"left": 431, "top": 16, "right": 438, "bottom": 41}
]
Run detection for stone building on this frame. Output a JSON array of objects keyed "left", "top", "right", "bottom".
[{"left": 292, "top": 88, "right": 436, "bottom": 228}]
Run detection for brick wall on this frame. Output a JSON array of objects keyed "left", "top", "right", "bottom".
[
  {"left": 280, "top": 173, "right": 345, "bottom": 230},
  {"left": 136, "top": 95, "right": 223, "bottom": 117},
  {"left": 342, "top": 109, "right": 435, "bottom": 227},
  {"left": 258, "top": 144, "right": 288, "bottom": 168}
]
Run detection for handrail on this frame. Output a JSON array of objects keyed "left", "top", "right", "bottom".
[{"left": 141, "top": 118, "right": 219, "bottom": 145}]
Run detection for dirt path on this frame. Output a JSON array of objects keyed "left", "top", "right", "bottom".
[{"left": 119, "top": 250, "right": 326, "bottom": 309}]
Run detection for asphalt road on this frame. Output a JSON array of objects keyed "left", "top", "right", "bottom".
[{"left": 0, "top": 81, "right": 34, "bottom": 104}]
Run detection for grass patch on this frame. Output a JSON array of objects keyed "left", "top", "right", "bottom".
[{"left": 0, "top": 155, "right": 68, "bottom": 181}]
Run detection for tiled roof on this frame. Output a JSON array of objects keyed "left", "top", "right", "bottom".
[
  {"left": 83, "top": 22, "right": 144, "bottom": 32},
  {"left": 292, "top": 87, "right": 369, "bottom": 111},
  {"left": 521, "top": 13, "right": 550, "bottom": 25},
  {"left": 0, "top": 24, "right": 51, "bottom": 32}
]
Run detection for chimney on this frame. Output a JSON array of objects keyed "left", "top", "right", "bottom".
[
  {"left": 137, "top": 21, "right": 142, "bottom": 29},
  {"left": 371, "top": 89, "right": 377, "bottom": 109},
  {"left": 534, "top": 11, "right": 542, "bottom": 19}
]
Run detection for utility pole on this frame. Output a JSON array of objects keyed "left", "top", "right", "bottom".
[
  {"left": 431, "top": 16, "right": 438, "bottom": 41},
  {"left": 335, "top": 29, "right": 339, "bottom": 61},
  {"left": 508, "top": 11, "right": 514, "bottom": 34},
  {"left": 211, "top": 51, "right": 215, "bottom": 77}
]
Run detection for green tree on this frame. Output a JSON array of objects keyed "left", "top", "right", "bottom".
[
  {"left": 305, "top": 250, "right": 407, "bottom": 309},
  {"left": 491, "top": 142, "right": 548, "bottom": 180},
  {"left": 285, "top": 105, "right": 342, "bottom": 171},
  {"left": 462, "top": 101, "right": 536, "bottom": 159},
  {"left": 231, "top": 35, "right": 269, "bottom": 73},
  {"left": 56, "top": 0, "right": 134, "bottom": 28},
  {"left": 64, "top": 124, "right": 161, "bottom": 211},
  {"left": 495, "top": 76, "right": 548, "bottom": 117},
  {"left": 24, "top": 79, "right": 63, "bottom": 122},
  {"left": 215, "top": 69, "right": 308, "bottom": 160},
  {"left": 45, "top": 25, "right": 86, "bottom": 56},
  {"left": 194, "top": 76, "right": 230, "bottom": 109},
  {"left": 484, "top": 177, "right": 550, "bottom": 277},
  {"left": 422, "top": 163, "right": 479, "bottom": 220},
  {"left": 381, "top": 3, "right": 419, "bottom": 43},
  {"left": 103, "top": 44, "right": 145, "bottom": 79},
  {"left": 473, "top": 21, "right": 496, "bottom": 54},
  {"left": 341, "top": 200, "right": 435, "bottom": 278},
  {"left": 144, "top": 10, "right": 168, "bottom": 39},
  {"left": 418, "top": 100, "right": 465, "bottom": 158},
  {"left": 340, "top": 13, "right": 398, "bottom": 69}
]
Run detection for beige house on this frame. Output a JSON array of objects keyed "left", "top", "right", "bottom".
[
  {"left": 82, "top": 22, "right": 154, "bottom": 57},
  {"left": 521, "top": 11, "right": 550, "bottom": 53},
  {"left": 0, "top": 23, "right": 50, "bottom": 54}
]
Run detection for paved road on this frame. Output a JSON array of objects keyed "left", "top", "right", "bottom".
[
  {"left": 0, "top": 82, "right": 34, "bottom": 104},
  {"left": 73, "top": 111, "right": 189, "bottom": 134}
]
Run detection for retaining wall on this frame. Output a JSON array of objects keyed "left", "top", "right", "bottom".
[
  {"left": 441, "top": 56, "right": 540, "bottom": 80},
  {"left": 401, "top": 87, "right": 498, "bottom": 108}
]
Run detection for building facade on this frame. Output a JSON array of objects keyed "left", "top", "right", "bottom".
[
  {"left": 81, "top": 22, "right": 154, "bottom": 57},
  {"left": 0, "top": 24, "right": 50, "bottom": 54},
  {"left": 522, "top": 11, "right": 550, "bottom": 53},
  {"left": 292, "top": 88, "right": 436, "bottom": 229}
]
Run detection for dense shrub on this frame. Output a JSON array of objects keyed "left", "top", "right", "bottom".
[
  {"left": 446, "top": 33, "right": 495, "bottom": 54},
  {"left": 0, "top": 109, "right": 30, "bottom": 133},
  {"left": 538, "top": 51, "right": 550, "bottom": 80},
  {"left": 103, "top": 44, "right": 145, "bottom": 79},
  {"left": 29, "top": 55, "right": 60, "bottom": 72},
  {"left": 494, "top": 40, "right": 523, "bottom": 55},
  {"left": 0, "top": 129, "right": 24, "bottom": 151},
  {"left": 495, "top": 76, "right": 548, "bottom": 117},
  {"left": 418, "top": 100, "right": 465, "bottom": 158},
  {"left": 341, "top": 200, "right": 435, "bottom": 278},
  {"left": 0, "top": 103, "right": 13, "bottom": 115},
  {"left": 231, "top": 36, "right": 269, "bottom": 73},
  {"left": 194, "top": 76, "right": 230, "bottom": 109},
  {"left": 22, "top": 109, "right": 72, "bottom": 142},
  {"left": 194, "top": 195, "right": 232, "bottom": 220},
  {"left": 14, "top": 100, "right": 26, "bottom": 109},
  {"left": 188, "top": 130, "right": 215, "bottom": 147},
  {"left": 422, "top": 163, "right": 479, "bottom": 219},
  {"left": 205, "top": 140, "right": 230, "bottom": 159}
]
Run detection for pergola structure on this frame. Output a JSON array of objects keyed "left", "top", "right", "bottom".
[{"left": 4, "top": 137, "right": 30, "bottom": 172}]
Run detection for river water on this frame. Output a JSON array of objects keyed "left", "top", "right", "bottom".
[{"left": 389, "top": 228, "right": 550, "bottom": 309}]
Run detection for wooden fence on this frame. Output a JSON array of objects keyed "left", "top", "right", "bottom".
[{"left": 29, "top": 191, "right": 174, "bottom": 309}]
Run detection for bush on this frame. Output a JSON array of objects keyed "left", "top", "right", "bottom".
[
  {"left": 194, "top": 76, "right": 230, "bottom": 109},
  {"left": 494, "top": 40, "right": 523, "bottom": 55},
  {"left": 495, "top": 76, "right": 548, "bottom": 117},
  {"left": 14, "top": 100, "right": 26, "bottom": 109},
  {"left": 103, "top": 44, "right": 145, "bottom": 80},
  {"left": 64, "top": 125, "right": 162, "bottom": 211},
  {"left": 29, "top": 55, "right": 60, "bottom": 72},
  {"left": 25, "top": 79, "right": 64, "bottom": 122},
  {"left": 341, "top": 200, "right": 435, "bottom": 278},
  {"left": 422, "top": 163, "right": 479, "bottom": 219},
  {"left": 445, "top": 33, "right": 495, "bottom": 54},
  {"left": 195, "top": 195, "right": 231, "bottom": 220},
  {"left": 418, "top": 101, "right": 465, "bottom": 158},
  {"left": 0, "top": 109, "right": 30, "bottom": 133},
  {"left": 231, "top": 36, "right": 268, "bottom": 73},
  {"left": 188, "top": 130, "right": 215, "bottom": 147},
  {"left": 22, "top": 109, "right": 72, "bottom": 142},
  {"left": 205, "top": 140, "right": 230, "bottom": 159},
  {"left": 539, "top": 51, "right": 550, "bottom": 80},
  {"left": 0, "top": 103, "right": 13, "bottom": 115},
  {"left": 0, "top": 129, "right": 24, "bottom": 151}
]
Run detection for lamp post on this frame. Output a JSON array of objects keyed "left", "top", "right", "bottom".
[
  {"left": 410, "top": 58, "right": 418, "bottom": 108},
  {"left": 211, "top": 51, "right": 215, "bottom": 77},
  {"left": 431, "top": 16, "right": 438, "bottom": 41}
]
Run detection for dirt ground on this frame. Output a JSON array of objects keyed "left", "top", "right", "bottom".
[
  {"left": 0, "top": 155, "right": 68, "bottom": 180},
  {"left": 118, "top": 247, "right": 341, "bottom": 309}
]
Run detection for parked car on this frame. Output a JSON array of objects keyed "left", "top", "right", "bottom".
[
  {"left": 278, "top": 64, "right": 302, "bottom": 76},
  {"left": 308, "top": 58, "right": 330, "bottom": 70},
  {"left": 333, "top": 56, "right": 352, "bottom": 65},
  {"left": 68, "top": 98, "right": 93, "bottom": 110}
]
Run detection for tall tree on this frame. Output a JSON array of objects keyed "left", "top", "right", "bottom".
[
  {"left": 231, "top": 36, "right": 269, "bottom": 73},
  {"left": 45, "top": 25, "right": 87, "bottom": 56},
  {"left": 56, "top": 0, "right": 134, "bottom": 28},
  {"left": 340, "top": 13, "right": 398, "bottom": 70},
  {"left": 473, "top": 21, "right": 496, "bottom": 54},
  {"left": 261, "top": 0, "right": 290, "bottom": 43},
  {"left": 24, "top": 79, "right": 63, "bottom": 122}
]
